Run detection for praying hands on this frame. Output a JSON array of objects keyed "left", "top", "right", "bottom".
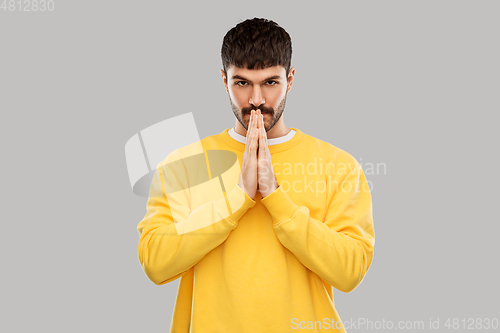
[{"left": 237, "top": 109, "right": 278, "bottom": 199}]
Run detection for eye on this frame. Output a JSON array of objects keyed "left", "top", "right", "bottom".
[
  {"left": 267, "top": 80, "right": 278, "bottom": 85},
  {"left": 235, "top": 81, "right": 247, "bottom": 87}
]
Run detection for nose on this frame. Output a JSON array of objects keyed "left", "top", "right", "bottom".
[{"left": 249, "top": 86, "right": 265, "bottom": 108}]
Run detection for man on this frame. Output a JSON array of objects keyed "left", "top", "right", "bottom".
[{"left": 137, "top": 18, "right": 375, "bottom": 332}]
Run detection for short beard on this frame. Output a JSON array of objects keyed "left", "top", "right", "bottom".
[{"left": 230, "top": 93, "right": 287, "bottom": 132}]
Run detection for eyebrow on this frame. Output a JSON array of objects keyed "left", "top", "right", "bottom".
[{"left": 231, "top": 74, "right": 282, "bottom": 82}]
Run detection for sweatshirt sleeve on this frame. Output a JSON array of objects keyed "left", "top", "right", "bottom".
[
  {"left": 137, "top": 155, "right": 256, "bottom": 285},
  {"left": 260, "top": 162, "right": 375, "bottom": 293}
]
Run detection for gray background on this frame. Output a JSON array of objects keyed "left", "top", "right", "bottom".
[{"left": 1, "top": 0, "right": 499, "bottom": 332}]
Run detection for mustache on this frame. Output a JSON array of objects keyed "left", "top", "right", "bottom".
[{"left": 244, "top": 107, "right": 272, "bottom": 115}]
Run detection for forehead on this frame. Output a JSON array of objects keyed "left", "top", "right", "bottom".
[{"left": 227, "top": 65, "right": 286, "bottom": 81}]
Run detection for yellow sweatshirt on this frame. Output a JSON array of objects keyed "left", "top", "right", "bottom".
[{"left": 137, "top": 128, "right": 375, "bottom": 332}]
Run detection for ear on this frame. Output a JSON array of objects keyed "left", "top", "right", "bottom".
[
  {"left": 286, "top": 67, "right": 295, "bottom": 93},
  {"left": 220, "top": 69, "right": 228, "bottom": 93}
]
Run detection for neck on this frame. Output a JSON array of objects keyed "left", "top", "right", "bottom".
[{"left": 234, "top": 118, "right": 290, "bottom": 139}]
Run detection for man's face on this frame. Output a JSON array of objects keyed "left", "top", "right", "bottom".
[{"left": 221, "top": 65, "right": 293, "bottom": 132}]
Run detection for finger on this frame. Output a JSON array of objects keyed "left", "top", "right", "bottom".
[
  {"left": 258, "top": 118, "right": 265, "bottom": 157},
  {"left": 247, "top": 110, "right": 256, "bottom": 148},
  {"left": 259, "top": 114, "right": 266, "bottom": 139},
  {"left": 261, "top": 114, "right": 268, "bottom": 147},
  {"left": 249, "top": 111, "right": 259, "bottom": 152},
  {"left": 259, "top": 114, "right": 266, "bottom": 144},
  {"left": 247, "top": 110, "right": 255, "bottom": 136},
  {"left": 251, "top": 110, "right": 260, "bottom": 146}
]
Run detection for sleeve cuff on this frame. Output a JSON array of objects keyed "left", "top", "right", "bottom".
[
  {"left": 260, "top": 185, "right": 300, "bottom": 225},
  {"left": 215, "top": 183, "right": 256, "bottom": 225}
]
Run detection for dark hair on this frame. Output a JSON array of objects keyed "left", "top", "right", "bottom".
[{"left": 221, "top": 17, "right": 292, "bottom": 80}]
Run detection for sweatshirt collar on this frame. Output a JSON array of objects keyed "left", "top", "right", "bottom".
[
  {"left": 228, "top": 127, "right": 297, "bottom": 145},
  {"left": 220, "top": 127, "right": 304, "bottom": 154}
]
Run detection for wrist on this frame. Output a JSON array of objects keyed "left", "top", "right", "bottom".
[{"left": 260, "top": 182, "right": 278, "bottom": 198}]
